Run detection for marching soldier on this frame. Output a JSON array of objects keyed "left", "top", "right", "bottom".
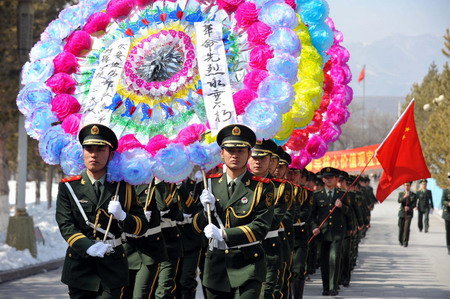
[
  {"left": 120, "top": 181, "right": 168, "bottom": 298},
  {"left": 398, "top": 182, "right": 417, "bottom": 247},
  {"left": 416, "top": 179, "right": 433, "bottom": 233},
  {"left": 176, "top": 173, "right": 207, "bottom": 299},
  {"left": 56, "top": 124, "right": 146, "bottom": 298},
  {"left": 154, "top": 180, "right": 184, "bottom": 298},
  {"left": 193, "top": 124, "right": 275, "bottom": 298},
  {"left": 248, "top": 140, "right": 287, "bottom": 299},
  {"left": 310, "top": 167, "right": 351, "bottom": 297},
  {"left": 442, "top": 173, "right": 450, "bottom": 255}
]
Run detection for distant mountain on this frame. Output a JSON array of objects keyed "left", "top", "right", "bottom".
[{"left": 345, "top": 34, "right": 448, "bottom": 97}]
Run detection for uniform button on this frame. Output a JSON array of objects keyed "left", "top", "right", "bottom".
[
  {"left": 272, "top": 243, "right": 276, "bottom": 247},
  {"left": 330, "top": 216, "right": 333, "bottom": 219},
  {"left": 97, "top": 224, "right": 101, "bottom": 228},
  {"left": 254, "top": 253, "right": 259, "bottom": 258},
  {"left": 329, "top": 204, "right": 332, "bottom": 206},
  {"left": 243, "top": 211, "right": 246, "bottom": 213},
  {"left": 157, "top": 237, "right": 160, "bottom": 241},
  {"left": 68, "top": 253, "right": 72, "bottom": 257},
  {"left": 225, "top": 250, "right": 229, "bottom": 254},
  {"left": 123, "top": 253, "right": 125, "bottom": 257},
  {"left": 288, "top": 232, "right": 291, "bottom": 235},
  {"left": 176, "top": 234, "right": 180, "bottom": 237},
  {"left": 301, "top": 229, "right": 304, "bottom": 232},
  {"left": 329, "top": 222, "right": 332, "bottom": 225},
  {"left": 283, "top": 237, "right": 286, "bottom": 240},
  {"left": 96, "top": 237, "right": 100, "bottom": 240}
]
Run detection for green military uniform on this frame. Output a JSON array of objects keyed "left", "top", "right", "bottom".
[
  {"left": 193, "top": 124, "right": 275, "bottom": 299},
  {"left": 154, "top": 181, "right": 184, "bottom": 299},
  {"left": 56, "top": 171, "right": 146, "bottom": 298},
  {"left": 120, "top": 182, "right": 169, "bottom": 298},
  {"left": 56, "top": 123, "right": 147, "bottom": 299},
  {"left": 416, "top": 180, "right": 433, "bottom": 233},
  {"left": 176, "top": 178, "right": 207, "bottom": 299},
  {"left": 291, "top": 183, "right": 312, "bottom": 299},
  {"left": 398, "top": 189, "right": 417, "bottom": 247},
  {"left": 310, "top": 168, "right": 351, "bottom": 296},
  {"left": 440, "top": 174, "right": 450, "bottom": 254},
  {"left": 193, "top": 170, "right": 275, "bottom": 297}
]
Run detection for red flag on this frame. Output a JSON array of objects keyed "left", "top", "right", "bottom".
[
  {"left": 357, "top": 66, "right": 365, "bottom": 83},
  {"left": 375, "top": 100, "right": 430, "bottom": 203}
]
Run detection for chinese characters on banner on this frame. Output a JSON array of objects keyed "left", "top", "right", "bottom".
[
  {"left": 81, "top": 38, "right": 131, "bottom": 127},
  {"left": 306, "top": 144, "right": 382, "bottom": 173},
  {"left": 195, "top": 21, "right": 236, "bottom": 134}
]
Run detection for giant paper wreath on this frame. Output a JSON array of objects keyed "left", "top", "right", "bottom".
[{"left": 17, "top": 0, "right": 352, "bottom": 184}]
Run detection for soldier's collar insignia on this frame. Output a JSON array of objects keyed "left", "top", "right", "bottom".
[
  {"left": 79, "top": 199, "right": 88, "bottom": 203},
  {"left": 241, "top": 197, "right": 248, "bottom": 204},
  {"left": 81, "top": 179, "right": 86, "bottom": 185},
  {"left": 91, "top": 125, "right": 100, "bottom": 135},
  {"left": 245, "top": 180, "right": 250, "bottom": 186},
  {"left": 232, "top": 126, "right": 241, "bottom": 136}
]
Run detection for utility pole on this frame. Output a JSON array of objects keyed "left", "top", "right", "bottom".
[{"left": 6, "top": 0, "right": 37, "bottom": 258}]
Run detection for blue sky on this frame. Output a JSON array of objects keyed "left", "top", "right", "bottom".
[{"left": 327, "top": 0, "right": 450, "bottom": 44}]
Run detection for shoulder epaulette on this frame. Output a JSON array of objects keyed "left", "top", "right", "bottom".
[
  {"left": 314, "top": 189, "right": 323, "bottom": 194},
  {"left": 61, "top": 175, "right": 82, "bottom": 183},
  {"left": 272, "top": 178, "right": 287, "bottom": 183},
  {"left": 207, "top": 173, "right": 223, "bottom": 179},
  {"left": 251, "top": 176, "right": 271, "bottom": 183}
]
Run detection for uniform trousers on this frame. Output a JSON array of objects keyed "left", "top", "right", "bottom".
[
  {"left": 417, "top": 209, "right": 430, "bottom": 232},
  {"left": 155, "top": 258, "right": 180, "bottom": 299},
  {"left": 206, "top": 279, "right": 262, "bottom": 299},
  {"left": 121, "top": 264, "right": 160, "bottom": 299},
  {"left": 398, "top": 216, "right": 413, "bottom": 245},
  {"left": 319, "top": 239, "right": 343, "bottom": 292},
  {"left": 68, "top": 285, "right": 121, "bottom": 299}
]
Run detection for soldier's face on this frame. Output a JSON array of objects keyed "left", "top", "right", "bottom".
[
  {"left": 268, "top": 157, "right": 279, "bottom": 174},
  {"left": 83, "top": 145, "right": 113, "bottom": 174},
  {"left": 274, "top": 164, "right": 288, "bottom": 179},
  {"left": 420, "top": 182, "right": 427, "bottom": 189},
  {"left": 221, "top": 147, "right": 250, "bottom": 170},
  {"left": 248, "top": 155, "right": 271, "bottom": 175},
  {"left": 322, "top": 175, "right": 338, "bottom": 189}
]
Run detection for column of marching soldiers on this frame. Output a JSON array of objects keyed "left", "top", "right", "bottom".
[{"left": 57, "top": 123, "right": 378, "bottom": 299}]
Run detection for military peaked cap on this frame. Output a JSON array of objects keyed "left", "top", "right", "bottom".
[
  {"left": 78, "top": 124, "right": 118, "bottom": 151},
  {"left": 319, "top": 167, "right": 341, "bottom": 177},
  {"left": 217, "top": 124, "right": 256, "bottom": 148},
  {"left": 252, "top": 139, "right": 278, "bottom": 157}
]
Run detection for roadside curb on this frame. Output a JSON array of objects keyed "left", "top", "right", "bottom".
[{"left": 0, "top": 259, "right": 64, "bottom": 284}]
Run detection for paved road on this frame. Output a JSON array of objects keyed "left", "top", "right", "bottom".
[{"left": 1, "top": 190, "right": 449, "bottom": 299}]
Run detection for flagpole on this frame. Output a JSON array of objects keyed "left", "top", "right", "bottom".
[
  {"left": 362, "top": 64, "right": 366, "bottom": 130},
  {"left": 375, "top": 98, "right": 415, "bottom": 154}
]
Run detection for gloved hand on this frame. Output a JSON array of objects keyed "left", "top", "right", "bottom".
[
  {"left": 183, "top": 213, "right": 192, "bottom": 221},
  {"left": 200, "top": 189, "right": 216, "bottom": 211},
  {"left": 144, "top": 211, "right": 152, "bottom": 222},
  {"left": 86, "top": 242, "right": 112, "bottom": 257},
  {"left": 108, "top": 201, "right": 126, "bottom": 221},
  {"left": 204, "top": 223, "right": 224, "bottom": 241}
]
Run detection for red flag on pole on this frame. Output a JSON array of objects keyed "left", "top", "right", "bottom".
[
  {"left": 375, "top": 99, "right": 430, "bottom": 203},
  {"left": 357, "top": 66, "right": 365, "bottom": 83}
]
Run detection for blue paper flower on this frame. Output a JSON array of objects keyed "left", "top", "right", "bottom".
[
  {"left": 60, "top": 139, "right": 85, "bottom": 175},
  {"left": 187, "top": 142, "right": 209, "bottom": 167},
  {"left": 120, "top": 148, "right": 154, "bottom": 185},
  {"left": 17, "top": 82, "right": 53, "bottom": 117},
  {"left": 266, "top": 27, "right": 301, "bottom": 56},
  {"left": 259, "top": 1, "right": 298, "bottom": 29},
  {"left": 38, "top": 126, "right": 72, "bottom": 165},
  {"left": 153, "top": 143, "right": 194, "bottom": 183},
  {"left": 24, "top": 103, "right": 58, "bottom": 140},
  {"left": 243, "top": 99, "right": 282, "bottom": 140},
  {"left": 258, "top": 76, "right": 294, "bottom": 114},
  {"left": 21, "top": 58, "right": 54, "bottom": 85},
  {"left": 106, "top": 152, "right": 123, "bottom": 182}
]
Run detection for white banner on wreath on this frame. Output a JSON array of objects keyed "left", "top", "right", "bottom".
[
  {"left": 195, "top": 21, "right": 236, "bottom": 135},
  {"left": 81, "top": 37, "right": 131, "bottom": 127}
]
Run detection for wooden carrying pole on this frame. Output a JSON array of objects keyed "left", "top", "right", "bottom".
[
  {"left": 103, "top": 182, "right": 121, "bottom": 242},
  {"left": 201, "top": 170, "right": 213, "bottom": 224}
]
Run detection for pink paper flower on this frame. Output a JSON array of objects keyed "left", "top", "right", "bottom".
[
  {"left": 247, "top": 22, "right": 272, "bottom": 47},
  {"left": 61, "top": 113, "right": 82, "bottom": 135},
  {"left": 233, "top": 89, "right": 257, "bottom": 115},
  {"left": 175, "top": 124, "right": 207, "bottom": 145},
  {"left": 243, "top": 69, "right": 269, "bottom": 92},
  {"left": 63, "top": 30, "right": 92, "bottom": 57},
  {"left": 217, "top": 0, "right": 244, "bottom": 14},
  {"left": 83, "top": 12, "right": 111, "bottom": 35},
  {"left": 106, "top": 0, "right": 134, "bottom": 20},
  {"left": 117, "top": 134, "right": 145, "bottom": 152},
  {"left": 145, "top": 134, "right": 170, "bottom": 156},
  {"left": 53, "top": 52, "right": 78, "bottom": 74},
  {"left": 249, "top": 45, "right": 273, "bottom": 70},
  {"left": 50, "top": 94, "right": 81, "bottom": 120},
  {"left": 46, "top": 73, "right": 77, "bottom": 94},
  {"left": 235, "top": 2, "right": 259, "bottom": 29}
]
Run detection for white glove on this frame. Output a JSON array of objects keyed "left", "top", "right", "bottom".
[
  {"left": 145, "top": 211, "right": 152, "bottom": 222},
  {"left": 200, "top": 189, "right": 216, "bottom": 211},
  {"left": 108, "top": 201, "right": 126, "bottom": 221},
  {"left": 183, "top": 213, "right": 192, "bottom": 221},
  {"left": 86, "top": 242, "right": 112, "bottom": 257},
  {"left": 204, "top": 223, "right": 224, "bottom": 241}
]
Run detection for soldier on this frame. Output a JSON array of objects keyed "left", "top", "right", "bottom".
[
  {"left": 154, "top": 180, "right": 184, "bottom": 299},
  {"left": 398, "top": 182, "right": 417, "bottom": 247},
  {"left": 441, "top": 173, "right": 450, "bottom": 255},
  {"left": 120, "top": 181, "right": 168, "bottom": 298},
  {"left": 56, "top": 124, "right": 146, "bottom": 299},
  {"left": 176, "top": 171, "right": 207, "bottom": 299},
  {"left": 193, "top": 124, "right": 275, "bottom": 298},
  {"left": 310, "top": 167, "right": 351, "bottom": 297},
  {"left": 416, "top": 179, "right": 433, "bottom": 233},
  {"left": 248, "top": 139, "right": 285, "bottom": 299}
]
